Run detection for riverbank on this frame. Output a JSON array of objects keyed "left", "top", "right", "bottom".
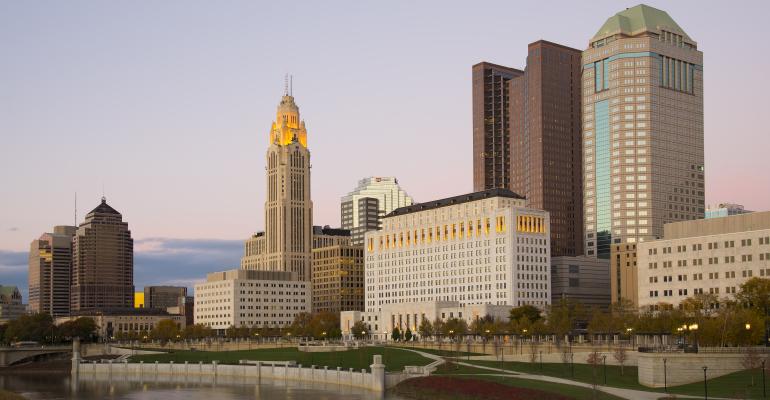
[{"left": 0, "top": 389, "right": 27, "bottom": 400}]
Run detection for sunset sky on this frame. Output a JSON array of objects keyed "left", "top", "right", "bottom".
[{"left": 2, "top": 0, "right": 769, "bottom": 297}]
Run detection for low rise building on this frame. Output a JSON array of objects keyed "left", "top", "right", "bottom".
[
  {"left": 638, "top": 212, "right": 770, "bottom": 309},
  {"left": 705, "top": 203, "right": 753, "bottom": 219},
  {"left": 551, "top": 256, "right": 611, "bottom": 310},
  {"left": 194, "top": 269, "right": 310, "bottom": 333},
  {"left": 341, "top": 301, "right": 511, "bottom": 340},
  {"left": 144, "top": 286, "right": 187, "bottom": 309},
  {"left": 57, "top": 308, "right": 185, "bottom": 339},
  {"left": 0, "top": 286, "right": 26, "bottom": 323}
]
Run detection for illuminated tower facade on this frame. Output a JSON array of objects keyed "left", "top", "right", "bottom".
[{"left": 241, "top": 88, "right": 313, "bottom": 281}]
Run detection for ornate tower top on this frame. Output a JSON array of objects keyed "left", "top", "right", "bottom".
[{"left": 269, "top": 76, "right": 307, "bottom": 147}]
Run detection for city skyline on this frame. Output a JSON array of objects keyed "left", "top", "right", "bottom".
[{"left": 2, "top": 0, "right": 770, "bottom": 298}]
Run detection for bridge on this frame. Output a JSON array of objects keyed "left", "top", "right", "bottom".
[{"left": 0, "top": 345, "right": 72, "bottom": 367}]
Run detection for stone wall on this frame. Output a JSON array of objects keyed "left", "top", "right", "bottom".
[
  {"left": 77, "top": 358, "right": 399, "bottom": 392},
  {"left": 638, "top": 352, "right": 753, "bottom": 387}
]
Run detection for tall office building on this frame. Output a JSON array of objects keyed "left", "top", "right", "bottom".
[
  {"left": 510, "top": 40, "right": 584, "bottom": 257},
  {"left": 28, "top": 225, "right": 76, "bottom": 317},
  {"left": 241, "top": 89, "right": 313, "bottom": 281},
  {"left": 71, "top": 198, "right": 134, "bottom": 312},
  {"left": 472, "top": 62, "right": 523, "bottom": 191},
  {"left": 340, "top": 177, "right": 413, "bottom": 245},
  {"left": 581, "top": 5, "right": 704, "bottom": 302}
]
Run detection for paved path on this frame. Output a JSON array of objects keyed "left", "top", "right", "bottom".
[{"left": 391, "top": 347, "right": 740, "bottom": 400}]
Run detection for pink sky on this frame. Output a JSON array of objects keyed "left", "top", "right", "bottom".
[{"left": 2, "top": 0, "right": 769, "bottom": 254}]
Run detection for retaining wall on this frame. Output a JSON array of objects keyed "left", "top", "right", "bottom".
[
  {"left": 78, "top": 359, "right": 405, "bottom": 391},
  {"left": 638, "top": 352, "right": 754, "bottom": 387}
]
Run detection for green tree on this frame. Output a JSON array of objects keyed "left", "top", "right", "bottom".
[
  {"left": 509, "top": 305, "right": 542, "bottom": 324},
  {"left": 309, "top": 311, "right": 341, "bottom": 339},
  {"left": 182, "top": 324, "right": 213, "bottom": 339},
  {"left": 404, "top": 327, "right": 413, "bottom": 342},
  {"left": 547, "top": 299, "right": 585, "bottom": 341},
  {"left": 289, "top": 312, "right": 313, "bottom": 338},
  {"left": 443, "top": 318, "right": 468, "bottom": 337},
  {"left": 58, "top": 317, "right": 97, "bottom": 342},
  {"left": 4, "top": 313, "right": 55, "bottom": 344},
  {"left": 391, "top": 327, "right": 401, "bottom": 341},
  {"left": 418, "top": 318, "right": 433, "bottom": 340},
  {"left": 432, "top": 318, "right": 445, "bottom": 338},
  {"left": 150, "top": 319, "right": 180, "bottom": 343},
  {"left": 351, "top": 321, "right": 369, "bottom": 339},
  {"left": 737, "top": 278, "right": 770, "bottom": 314}
]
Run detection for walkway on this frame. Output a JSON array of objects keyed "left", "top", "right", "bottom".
[{"left": 391, "top": 347, "right": 733, "bottom": 400}]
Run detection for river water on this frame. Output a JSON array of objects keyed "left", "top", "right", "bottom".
[{"left": 0, "top": 374, "right": 406, "bottom": 400}]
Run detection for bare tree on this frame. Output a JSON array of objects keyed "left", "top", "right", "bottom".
[
  {"left": 613, "top": 346, "right": 628, "bottom": 376},
  {"left": 586, "top": 351, "right": 602, "bottom": 400},
  {"left": 529, "top": 342, "right": 538, "bottom": 363}
]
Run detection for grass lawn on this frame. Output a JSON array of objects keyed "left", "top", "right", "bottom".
[
  {"left": 0, "top": 389, "right": 27, "bottom": 400},
  {"left": 128, "top": 346, "right": 430, "bottom": 372},
  {"left": 665, "top": 368, "right": 769, "bottom": 399},
  {"left": 392, "top": 375, "right": 626, "bottom": 400},
  {"left": 467, "top": 359, "right": 770, "bottom": 399}
]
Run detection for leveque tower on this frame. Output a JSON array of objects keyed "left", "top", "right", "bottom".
[{"left": 241, "top": 89, "right": 313, "bottom": 282}]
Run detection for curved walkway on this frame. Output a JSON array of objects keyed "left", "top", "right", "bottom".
[{"left": 391, "top": 348, "right": 732, "bottom": 400}]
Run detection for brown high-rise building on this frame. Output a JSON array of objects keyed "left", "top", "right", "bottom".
[
  {"left": 28, "top": 225, "right": 77, "bottom": 317},
  {"left": 510, "top": 40, "right": 584, "bottom": 257},
  {"left": 472, "top": 62, "right": 523, "bottom": 191},
  {"left": 71, "top": 197, "right": 134, "bottom": 312}
]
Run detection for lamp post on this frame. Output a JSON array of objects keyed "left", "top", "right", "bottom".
[
  {"left": 449, "top": 330, "right": 455, "bottom": 357},
  {"left": 626, "top": 327, "right": 633, "bottom": 348},
  {"left": 570, "top": 352, "right": 575, "bottom": 377},
  {"left": 522, "top": 329, "right": 528, "bottom": 355},
  {"left": 703, "top": 366, "right": 708, "bottom": 400},
  {"left": 322, "top": 331, "right": 327, "bottom": 345},
  {"left": 690, "top": 323, "right": 699, "bottom": 353},
  {"left": 603, "top": 354, "right": 607, "bottom": 384},
  {"left": 484, "top": 329, "right": 490, "bottom": 354},
  {"left": 762, "top": 359, "right": 766, "bottom": 399},
  {"left": 663, "top": 358, "right": 668, "bottom": 393},
  {"left": 540, "top": 350, "right": 543, "bottom": 372}
]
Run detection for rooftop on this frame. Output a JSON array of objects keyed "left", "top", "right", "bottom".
[
  {"left": 87, "top": 197, "right": 121, "bottom": 216},
  {"left": 592, "top": 4, "right": 693, "bottom": 44},
  {"left": 386, "top": 188, "right": 525, "bottom": 218}
]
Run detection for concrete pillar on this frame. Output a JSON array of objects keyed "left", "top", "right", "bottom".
[
  {"left": 71, "top": 338, "right": 81, "bottom": 382},
  {"left": 256, "top": 361, "right": 261, "bottom": 380},
  {"left": 370, "top": 354, "right": 385, "bottom": 392}
]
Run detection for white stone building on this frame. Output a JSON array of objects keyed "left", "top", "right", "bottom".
[
  {"left": 341, "top": 189, "right": 551, "bottom": 339},
  {"left": 194, "top": 269, "right": 310, "bottom": 333},
  {"left": 637, "top": 212, "right": 770, "bottom": 309}
]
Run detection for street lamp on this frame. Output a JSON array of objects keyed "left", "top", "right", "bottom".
[
  {"left": 702, "top": 366, "right": 708, "bottom": 400},
  {"left": 747, "top": 323, "right": 752, "bottom": 331}
]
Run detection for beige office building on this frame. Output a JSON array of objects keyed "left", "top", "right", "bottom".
[
  {"left": 582, "top": 5, "right": 704, "bottom": 304},
  {"left": 194, "top": 269, "right": 310, "bottom": 332},
  {"left": 637, "top": 212, "right": 770, "bottom": 309},
  {"left": 365, "top": 188, "right": 551, "bottom": 313},
  {"left": 28, "top": 225, "right": 76, "bottom": 317},
  {"left": 241, "top": 89, "right": 313, "bottom": 281},
  {"left": 57, "top": 309, "right": 185, "bottom": 339}
]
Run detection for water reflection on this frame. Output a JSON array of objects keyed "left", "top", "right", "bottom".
[{"left": 0, "top": 374, "right": 402, "bottom": 400}]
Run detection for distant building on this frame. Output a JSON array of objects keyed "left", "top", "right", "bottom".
[
  {"left": 57, "top": 308, "right": 185, "bottom": 339},
  {"left": 28, "top": 225, "right": 77, "bottom": 317},
  {"left": 71, "top": 197, "right": 134, "bottom": 312},
  {"left": 340, "top": 177, "right": 413, "bottom": 245},
  {"left": 472, "top": 62, "right": 523, "bottom": 191},
  {"left": 134, "top": 292, "right": 144, "bottom": 308},
  {"left": 611, "top": 242, "right": 639, "bottom": 306},
  {"left": 551, "top": 256, "right": 611, "bottom": 310},
  {"left": 144, "top": 286, "right": 187, "bottom": 310},
  {"left": 311, "top": 229, "right": 364, "bottom": 314},
  {"left": 705, "top": 203, "right": 753, "bottom": 219},
  {"left": 194, "top": 269, "right": 310, "bottom": 333},
  {"left": 0, "top": 286, "right": 26, "bottom": 323},
  {"left": 638, "top": 212, "right": 770, "bottom": 309},
  {"left": 241, "top": 91, "right": 313, "bottom": 281}
]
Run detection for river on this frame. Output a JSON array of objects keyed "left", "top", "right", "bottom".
[{"left": 0, "top": 374, "right": 407, "bottom": 399}]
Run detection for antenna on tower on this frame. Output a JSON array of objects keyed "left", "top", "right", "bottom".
[
  {"left": 75, "top": 192, "right": 77, "bottom": 225},
  {"left": 284, "top": 74, "right": 289, "bottom": 96},
  {"left": 290, "top": 75, "right": 293, "bottom": 96}
]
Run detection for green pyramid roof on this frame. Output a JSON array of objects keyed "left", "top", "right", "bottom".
[{"left": 592, "top": 4, "right": 693, "bottom": 44}]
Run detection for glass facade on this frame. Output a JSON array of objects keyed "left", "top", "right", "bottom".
[{"left": 594, "top": 99, "right": 611, "bottom": 258}]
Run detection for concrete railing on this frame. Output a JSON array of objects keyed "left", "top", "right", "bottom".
[
  {"left": 638, "top": 351, "right": 761, "bottom": 387},
  {"left": 77, "top": 356, "right": 389, "bottom": 392}
]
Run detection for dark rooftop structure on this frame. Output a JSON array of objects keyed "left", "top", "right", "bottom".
[
  {"left": 386, "top": 188, "right": 525, "bottom": 217},
  {"left": 87, "top": 197, "right": 121, "bottom": 216},
  {"left": 312, "top": 225, "right": 351, "bottom": 236}
]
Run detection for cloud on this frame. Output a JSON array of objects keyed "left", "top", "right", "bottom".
[
  {"left": 8, "top": 227, "right": 19, "bottom": 232},
  {"left": 133, "top": 238, "right": 243, "bottom": 294},
  {"left": 0, "top": 238, "right": 243, "bottom": 303}
]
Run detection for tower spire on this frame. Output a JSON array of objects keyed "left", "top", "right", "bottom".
[
  {"left": 290, "top": 75, "right": 293, "bottom": 96},
  {"left": 284, "top": 74, "right": 289, "bottom": 96}
]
